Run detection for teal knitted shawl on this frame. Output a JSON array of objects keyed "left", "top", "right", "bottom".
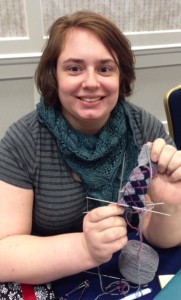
[{"left": 37, "top": 98, "right": 138, "bottom": 203}]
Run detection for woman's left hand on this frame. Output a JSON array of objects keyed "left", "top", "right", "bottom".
[{"left": 148, "top": 138, "right": 181, "bottom": 206}]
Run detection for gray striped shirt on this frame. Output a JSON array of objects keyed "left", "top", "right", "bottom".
[{"left": 0, "top": 102, "right": 173, "bottom": 236}]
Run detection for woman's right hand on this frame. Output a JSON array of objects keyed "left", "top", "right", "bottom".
[{"left": 82, "top": 204, "right": 128, "bottom": 265}]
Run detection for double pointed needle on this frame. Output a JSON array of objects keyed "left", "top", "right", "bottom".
[{"left": 86, "top": 196, "right": 171, "bottom": 216}]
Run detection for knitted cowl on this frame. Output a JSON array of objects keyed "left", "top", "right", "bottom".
[{"left": 37, "top": 98, "right": 139, "bottom": 203}]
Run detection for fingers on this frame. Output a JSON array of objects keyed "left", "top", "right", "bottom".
[
  {"left": 150, "top": 138, "right": 166, "bottom": 162},
  {"left": 99, "top": 223, "right": 127, "bottom": 243},
  {"left": 86, "top": 204, "right": 124, "bottom": 223},
  {"left": 84, "top": 205, "right": 126, "bottom": 238},
  {"left": 86, "top": 214, "right": 127, "bottom": 238},
  {"left": 150, "top": 139, "right": 181, "bottom": 180},
  {"left": 101, "top": 233, "right": 128, "bottom": 256},
  {"left": 86, "top": 221, "right": 127, "bottom": 249},
  {"left": 83, "top": 205, "right": 127, "bottom": 265},
  {"left": 153, "top": 142, "right": 177, "bottom": 173}
]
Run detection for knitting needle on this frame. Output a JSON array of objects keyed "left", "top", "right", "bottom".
[
  {"left": 85, "top": 270, "right": 120, "bottom": 280},
  {"left": 146, "top": 202, "right": 165, "bottom": 206},
  {"left": 86, "top": 196, "right": 171, "bottom": 216}
]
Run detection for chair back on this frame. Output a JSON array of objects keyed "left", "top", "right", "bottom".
[{"left": 164, "top": 84, "right": 181, "bottom": 149}]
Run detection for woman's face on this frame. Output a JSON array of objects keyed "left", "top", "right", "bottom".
[{"left": 56, "top": 28, "right": 120, "bottom": 134}]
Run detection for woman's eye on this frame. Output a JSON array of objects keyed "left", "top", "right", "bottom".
[
  {"left": 100, "top": 66, "right": 111, "bottom": 73},
  {"left": 69, "top": 66, "right": 81, "bottom": 72}
]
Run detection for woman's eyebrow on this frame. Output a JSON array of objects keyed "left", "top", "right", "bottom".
[
  {"left": 98, "top": 59, "right": 116, "bottom": 64},
  {"left": 62, "top": 58, "right": 84, "bottom": 64},
  {"left": 62, "top": 58, "right": 116, "bottom": 64}
]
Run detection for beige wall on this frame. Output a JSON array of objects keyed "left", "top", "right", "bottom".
[
  {"left": 0, "top": 78, "right": 35, "bottom": 137},
  {"left": 132, "top": 64, "right": 181, "bottom": 121}
]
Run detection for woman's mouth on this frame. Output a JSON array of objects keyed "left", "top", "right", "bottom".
[{"left": 79, "top": 97, "right": 102, "bottom": 103}]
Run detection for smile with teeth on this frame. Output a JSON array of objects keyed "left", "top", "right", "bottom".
[{"left": 80, "top": 97, "right": 102, "bottom": 103}]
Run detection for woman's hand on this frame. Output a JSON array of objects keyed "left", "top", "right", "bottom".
[
  {"left": 148, "top": 138, "right": 181, "bottom": 206},
  {"left": 143, "top": 139, "right": 181, "bottom": 247},
  {"left": 82, "top": 204, "right": 127, "bottom": 265}
]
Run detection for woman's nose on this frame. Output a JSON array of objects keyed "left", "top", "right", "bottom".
[{"left": 82, "top": 70, "right": 100, "bottom": 89}]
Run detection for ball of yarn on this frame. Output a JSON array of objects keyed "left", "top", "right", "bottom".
[{"left": 118, "top": 240, "right": 159, "bottom": 284}]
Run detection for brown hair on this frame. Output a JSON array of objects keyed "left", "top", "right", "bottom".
[{"left": 35, "top": 10, "right": 135, "bottom": 107}]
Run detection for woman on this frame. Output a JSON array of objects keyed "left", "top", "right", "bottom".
[{"left": 0, "top": 10, "right": 181, "bottom": 288}]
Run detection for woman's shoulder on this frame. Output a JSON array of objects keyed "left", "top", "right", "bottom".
[
  {"left": 0, "top": 110, "right": 61, "bottom": 189},
  {"left": 126, "top": 101, "right": 156, "bottom": 131},
  {"left": 0, "top": 110, "right": 57, "bottom": 171},
  {"left": 1, "top": 110, "right": 53, "bottom": 147},
  {"left": 2, "top": 111, "right": 38, "bottom": 140},
  {"left": 126, "top": 101, "right": 153, "bottom": 118},
  {"left": 126, "top": 101, "right": 174, "bottom": 146},
  {"left": 8, "top": 110, "right": 41, "bottom": 138},
  {"left": 126, "top": 101, "right": 163, "bottom": 127}
]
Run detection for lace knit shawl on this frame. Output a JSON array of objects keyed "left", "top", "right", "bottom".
[{"left": 37, "top": 98, "right": 139, "bottom": 203}]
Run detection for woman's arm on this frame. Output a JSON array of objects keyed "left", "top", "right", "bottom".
[{"left": 0, "top": 181, "right": 127, "bottom": 284}]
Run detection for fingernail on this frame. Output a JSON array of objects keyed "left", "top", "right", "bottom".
[{"left": 152, "top": 154, "right": 158, "bottom": 162}]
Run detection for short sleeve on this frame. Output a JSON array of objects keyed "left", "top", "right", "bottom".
[{"left": 0, "top": 113, "right": 37, "bottom": 188}]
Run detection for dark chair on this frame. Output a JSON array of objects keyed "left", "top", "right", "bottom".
[{"left": 164, "top": 84, "right": 181, "bottom": 149}]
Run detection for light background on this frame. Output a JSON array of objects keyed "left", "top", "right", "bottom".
[{"left": 0, "top": 0, "right": 181, "bottom": 138}]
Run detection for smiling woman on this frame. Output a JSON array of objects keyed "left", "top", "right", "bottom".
[
  {"left": 0, "top": 10, "right": 181, "bottom": 299},
  {"left": 35, "top": 11, "right": 135, "bottom": 108},
  {"left": 55, "top": 28, "right": 120, "bottom": 133}
]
